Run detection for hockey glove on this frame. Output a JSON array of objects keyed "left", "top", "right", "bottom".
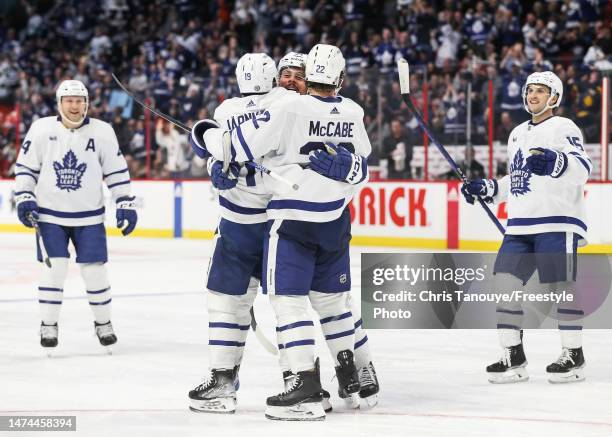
[
  {"left": 526, "top": 147, "right": 568, "bottom": 178},
  {"left": 308, "top": 143, "right": 367, "bottom": 184},
  {"left": 190, "top": 119, "right": 220, "bottom": 159},
  {"left": 210, "top": 160, "right": 240, "bottom": 190},
  {"left": 461, "top": 179, "right": 498, "bottom": 204},
  {"left": 116, "top": 196, "right": 138, "bottom": 236},
  {"left": 16, "top": 192, "right": 38, "bottom": 228}
]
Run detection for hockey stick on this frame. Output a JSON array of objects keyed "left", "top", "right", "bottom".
[
  {"left": 111, "top": 73, "right": 298, "bottom": 191},
  {"left": 396, "top": 59, "right": 505, "bottom": 235},
  {"left": 27, "top": 212, "right": 51, "bottom": 268},
  {"left": 249, "top": 307, "right": 278, "bottom": 355}
]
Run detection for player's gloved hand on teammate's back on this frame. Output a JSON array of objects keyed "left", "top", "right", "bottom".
[
  {"left": 116, "top": 196, "right": 138, "bottom": 236},
  {"left": 526, "top": 147, "right": 568, "bottom": 178},
  {"left": 308, "top": 142, "right": 367, "bottom": 184},
  {"left": 16, "top": 192, "right": 38, "bottom": 228},
  {"left": 461, "top": 179, "right": 498, "bottom": 204},
  {"left": 190, "top": 119, "right": 220, "bottom": 159},
  {"left": 210, "top": 160, "right": 240, "bottom": 190}
]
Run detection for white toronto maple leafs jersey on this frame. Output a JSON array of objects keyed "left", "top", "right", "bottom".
[
  {"left": 212, "top": 87, "right": 293, "bottom": 224},
  {"left": 208, "top": 92, "right": 371, "bottom": 222},
  {"left": 15, "top": 116, "right": 132, "bottom": 226},
  {"left": 494, "top": 116, "right": 591, "bottom": 244}
]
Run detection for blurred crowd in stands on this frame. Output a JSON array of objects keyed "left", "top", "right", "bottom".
[{"left": 0, "top": 0, "right": 610, "bottom": 179}]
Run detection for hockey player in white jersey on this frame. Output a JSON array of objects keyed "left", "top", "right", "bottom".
[
  {"left": 187, "top": 52, "right": 284, "bottom": 414},
  {"left": 461, "top": 71, "right": 591, "bottom": 384},
  {"left": 276, "top": 52, "right": 380, "bottom": 408},
  {"left": 189, "top": 52, "right": 339, "bottom": 414},
  {"left": 193, "top": 44, "right": 371, "bottom": 421},
  {"left": 14, "top": 79, "right": 137, "bottom": 351}
]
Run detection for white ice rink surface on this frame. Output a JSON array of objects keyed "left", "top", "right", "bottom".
[{"left": 1, "top": 233, "right": 611, "bottom": 437}]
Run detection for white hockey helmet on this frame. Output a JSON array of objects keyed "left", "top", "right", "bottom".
[
  {"left": 522, "top": 71, "right": 563, "bottom": 116},
  {"left": 56, "top": 79, "right": 89, "bottom": 127},
  {"left": 235, "top": 53, "right": 277, "bottom": 94},
  {"left": 305, "top": 44, "right": 346, "bottom": 88},
  {"left": 278, "top": 52, "right": 307, "bottom": 77}
]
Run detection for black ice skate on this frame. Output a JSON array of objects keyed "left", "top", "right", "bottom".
[
  {"left": 40, "top": 322, "right": 58, "bottom": 348},
  {"left": 283, "top": 369, "right": 332, "bottom": 412},
  {"left": 486, "top": 343, "right": 529, "bottom": 384},
  {"left": 546, "top": 347, "right": 585, "bottom": 384},
  {"left": 189, "top": 368, "right": 237, "bottom": 413},
  {"left": 358, "top": 361, "right": 380, "bottom": 408},
  {"left": 335, "top": 350, "right": 361, "bottom": 408},
  {"left": 265, "top": 358, "right": 325, "bottom": 421},
  {"left": 94, "top": 321, "right": 117, "bottom": 350}
]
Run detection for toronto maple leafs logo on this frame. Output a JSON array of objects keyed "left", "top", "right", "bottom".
[
  {"left": 510, "top": 149, "right": 531, "bottom": 196},
  {"left": 53, "top": 150, "right": 87, "bottom": 192}
]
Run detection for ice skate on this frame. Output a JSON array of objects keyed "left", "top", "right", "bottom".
[
  {"left": 94, "top": 321, "right": 117, "bottom": 354},
  {"left": 266, "top": 359, "right": 325, "bottom": 421},
  {"left": 40, "top": 322, "right": 58, "bottom": 356},
  {"left": 283, "top": 369, "right": 332, "bottom": 413},
  {"left": 189, "top": 368, "right": 237, "bottom": 413},
  {"left": 487, "top": 343, "right": 529, "bottom": 384},
  {"left": 547, "top": 347, "right": 585, "bottom": 384},
  {"left": 335, "top": 350, "right": 360, "bottom": 408},
  {"left": 358, "top": 361, "right": 380, "bottom": 408}
]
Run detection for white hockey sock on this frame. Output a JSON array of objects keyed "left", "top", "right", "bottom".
[
  {"left": 234, "top": 278, "right": 258, "bottom": 367},
  {"left": 495, "top": 273, "right": 523, "bottom": 347},
  {"left": 80, "top": 263, "right": 112, "bottom": 324},
  {"left": 553, "top": 281, "right": 583, "bottom": 348},
  {"left": 310, "top": 291, "right": 355, "bottom": 366},
  {"left": 208, "top": 290, "right": 246, "bottom": 369},
  {"left": 277, "top": 334, "right": 290, "bottom": 373},
  {"left": 38, "top": 258, "right": 69, "bottom": 325},
  {"left": 348, "top": 292, "right": 372, "bottom": 368},
  {"left": 353, "top": 318, "right": 372, "bottom": 368},
  {"left": 560, "top": 330, "right": 582, "bottom": 349},
  {"left": 270, "top": 294, "right": 315, "bottom": 373},
  {"left": 498, "top": 328, "right": 521, "bottom": 347}
]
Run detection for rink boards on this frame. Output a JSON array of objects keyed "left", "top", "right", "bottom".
[{"left": 1, "top": 180, "right": 611, "bottom": 252}]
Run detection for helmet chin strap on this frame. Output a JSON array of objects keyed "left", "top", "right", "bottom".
[
  {"left": 525, "top": 94, "right": 556, "bottom": 117},
  {"left": 57, "top": 102, "right": 88, "bottom": 128}
]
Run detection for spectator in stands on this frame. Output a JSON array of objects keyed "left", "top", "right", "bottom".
[
  {"left": 155, "top": 119, "right": 190, "bottom": 179},
  {"left": 462, "top": 1, "right": 494, "bottom": 56},
  {"left": 382, "top": 118, "right": 413, "bottom": 179},
  {"left": 441, "top": 146, "right": 485, "bottom": 180},
  {"left": 499, "top": 61, "right": 525, "bottom": 123},
  {"left": 374, "top": 28, "right": 397, "bottom": 75},
  {"left": 496, "top": 111, "right": 514, "bottom": 143},
  {"left": 524, "top": 47, "right": 553, "bottom": 73}
]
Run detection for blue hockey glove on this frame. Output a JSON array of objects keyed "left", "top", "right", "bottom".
[
  {"left": 210, "top": 160, "right": 240, "bottom": 190},
  {"left": 190, "top": 119, "right": 220, "bottom": 159},
  {"left": 461, "top": 179, "right": 498, "bottom": 204},
  {"left": 526, "top": 147, "right": 568, "bottom": 178},
  {"left": 116, "top": 196, "right": 138, "bottom": 236},
  {"left": 308, "top": 143, "right": 367, "bottom": 184},
  {"left": 16, "top": 192, "right": 38, "bottom": 228}
]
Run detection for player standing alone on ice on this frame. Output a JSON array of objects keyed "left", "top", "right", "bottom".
[
  {"left": 461, "top": 71, "right": 591, "bottom": 383},
  {"left": 14, "top": 79, "right": 138, "bottom": 353}
]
